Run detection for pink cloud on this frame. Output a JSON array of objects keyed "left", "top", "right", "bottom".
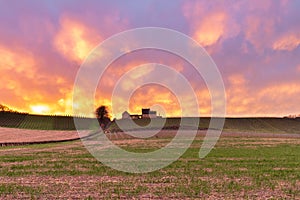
[
  {"left": 182, "top": 1, "right": 240, "bottom": 48},
  {"left": 273, "top": 33, "right": 300, "bottom": 51},
  {"left": 244, "top": 15, "right": 276, "bottom": 52},
  {"left": 225, "top": 72, "right": 300, "bottom": 117},
  {"left": 53, "top": 16, "right": 102, "bottom": 64}
]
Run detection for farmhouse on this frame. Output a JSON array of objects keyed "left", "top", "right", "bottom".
[
  {"left": 122, "top": 108, "right": 157, "bottom": 119},
  {"left": 142, "top": 108, "right": 157, "bottom": 118}
]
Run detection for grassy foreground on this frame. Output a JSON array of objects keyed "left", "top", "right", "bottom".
[{"left": 0, "top": 135, "right": 299, "bottom": 199}]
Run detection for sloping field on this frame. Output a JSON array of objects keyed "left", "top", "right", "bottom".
[
  {"left": 0, "top": 112, "right": 95, "bottom": 130},
  {"left": 0, "top": 112, "right": 299, "bottom": 134},
  {"left": 0, "top": 127, "right": 89, "bottom": 145},
  {"left": 112, "top": 117, "right": 300, "bottom": 134},
  {"left": 223, "top": 117, "right": 300, "bottom": 133}
]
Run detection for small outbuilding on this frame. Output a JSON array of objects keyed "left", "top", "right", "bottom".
[
  {"left": 142, "top": 108, "right": 157, "bottom": 118},
  {"left": 122, "top": 108, "right": 157, "bottom": 119},
  {"left": 122, "top": 111, "right": 131, "bottom": 119}
]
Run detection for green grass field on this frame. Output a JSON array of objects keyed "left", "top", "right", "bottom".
[{"left": 0, "top": 136, "right": 299, "bottom": 199}]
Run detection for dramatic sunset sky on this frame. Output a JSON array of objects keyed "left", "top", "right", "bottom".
[{"left": 0, "top": 0, "right": 299, "bottom": 118}]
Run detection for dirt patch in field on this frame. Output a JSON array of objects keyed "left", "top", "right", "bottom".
[
  {"left": 0, "top": 128, "right": 300, "bottom": 146},
  {"left": 0, "top": 127, "right": 90, "bottom": 145},
  {"left": 0, "top": 141, "right": 83, "bottom": 155}
]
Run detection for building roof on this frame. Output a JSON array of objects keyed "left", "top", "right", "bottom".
[
  {"left": 122, "top": 111, "right": 130, "bottom": 115},
  {"left": 142, "top": 108, "right": 150, "bottom": 114}
]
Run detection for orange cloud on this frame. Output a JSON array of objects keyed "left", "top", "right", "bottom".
[
  {"left": 226, "top": 74, "right": 255, "bottom": 115},
  {"left": 194, "top": 12, "right": 227, "bottom": 46},
  {"left": 0, "top": 44, "right": 76, "bottom": 115},
  {"left": 54, "top": 16, "right": 101, "bottom": 63},
  {"left": 255, "top": 82, "right": 300, "bottom": 116},
  {"left": 194, "top": 88, "right": 211, "bottom": 115},
  {"left": 0, "top": 46, "right": 36, "bottom": 79},
  {"left": 92, "top": 55, "right": 200, "bottom": 118},
  {"left": 273, "top": 33, "right": 300, "bottom": 51},
  {"left": 258, "top": 83, "right": 300, "bottom": 98},
  {"left": 182, "top": 2, "right": 239, "bottom": 48},
  {"left": 224, "top": 72, "right": 300, "bottom": 117},
  {"left": 128, "top": 85, "right": 181, "bottom": 118},
  {"left": 228, "top": 74, "right": 246, "bottom": 86},
  {"left": 94, "top": 83, "right": 182, "bottom": 119},
  {"left": 0, "top": 46, "right": 38, "bottom": 110}
]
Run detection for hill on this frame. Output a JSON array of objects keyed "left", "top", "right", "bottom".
[
  {"left": 0, "top": 112, "right": 94, "bottom": 130},
  {"left": 0, "top": 112, "right": 299, "bottom": 134}
]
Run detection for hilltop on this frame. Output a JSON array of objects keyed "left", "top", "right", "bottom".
[{"left": 0, "top": 112, "right": 299, "bottom": 134}]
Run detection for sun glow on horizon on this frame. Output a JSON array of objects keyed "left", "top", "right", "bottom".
[{"left": 30, "top": 105, "right": 51, "bottom": 115}]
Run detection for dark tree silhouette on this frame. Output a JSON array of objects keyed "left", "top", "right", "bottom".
[
  {"left": 95, "top": 106, "right": 109, "bottom": 119},
  {"left": 0, "top": 104, "right": 11, "bottom": 112},
  {"left": 95, "top": 105, "right": 111, "bottom": 130}
]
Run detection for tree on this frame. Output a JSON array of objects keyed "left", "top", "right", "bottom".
[
  {"left": 95, "top": 105, "right": 111, "bottom": 130},
  {"left": 0, "top": 104, "right": 11, "bottom": 112}
]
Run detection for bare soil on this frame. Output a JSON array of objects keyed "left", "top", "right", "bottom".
[
  {"left": 0, "top": 127, "right": 299, "bottom": 146},
  {"left": 0, "top": 127, "right": 90, "bottom": 145}
]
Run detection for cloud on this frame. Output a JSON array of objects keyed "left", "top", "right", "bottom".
[
  {"left": 244, "top": 15, "right": 275, "bottom": 52},
  {"left": 241, "top": 0, "right": 300, "bottom": 53},
  {"left": 272, "top": 33, "right": 300, "bottom": 51},
  {"left": 193, "top": 12, "right": 227, "bottom": 46},
  {"left": 128, "top": 85, "right": 181, "bottom": 118},
  {"left": 0, "top": 43, "right": 75, "bottom": 115},
  {"left": 183, "top": 0, "right": 298, "bottom": 54},
  {"left": 224, "top": 72, "right": 300, "bottom": 117},
  {"left": 258, "top": 82, "right": 300, "bottom": 98},
  {"left": 226, "top": 74, "right": 254, "bottom": 115},
  {"left": 53, "top": 16, "right": 101, "bottom": 64},
  {"left": 182, "top": 1, "right": 240, "bottom": 47},
  {"left": 0, "top": 3, "right": 125, "bottom": 116},
  {"left": 106, "top": 63, "right": 199, "bottom": 118},
  {"left": 255, "top": 82, "right": 300, "bottom": 115},
  {"left": 0, "top": 46, "right": 36, "bottom": 79}
]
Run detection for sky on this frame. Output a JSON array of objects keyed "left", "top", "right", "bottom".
[{"left": 0, "top": 0, "right": 299, "bottom": 118}]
